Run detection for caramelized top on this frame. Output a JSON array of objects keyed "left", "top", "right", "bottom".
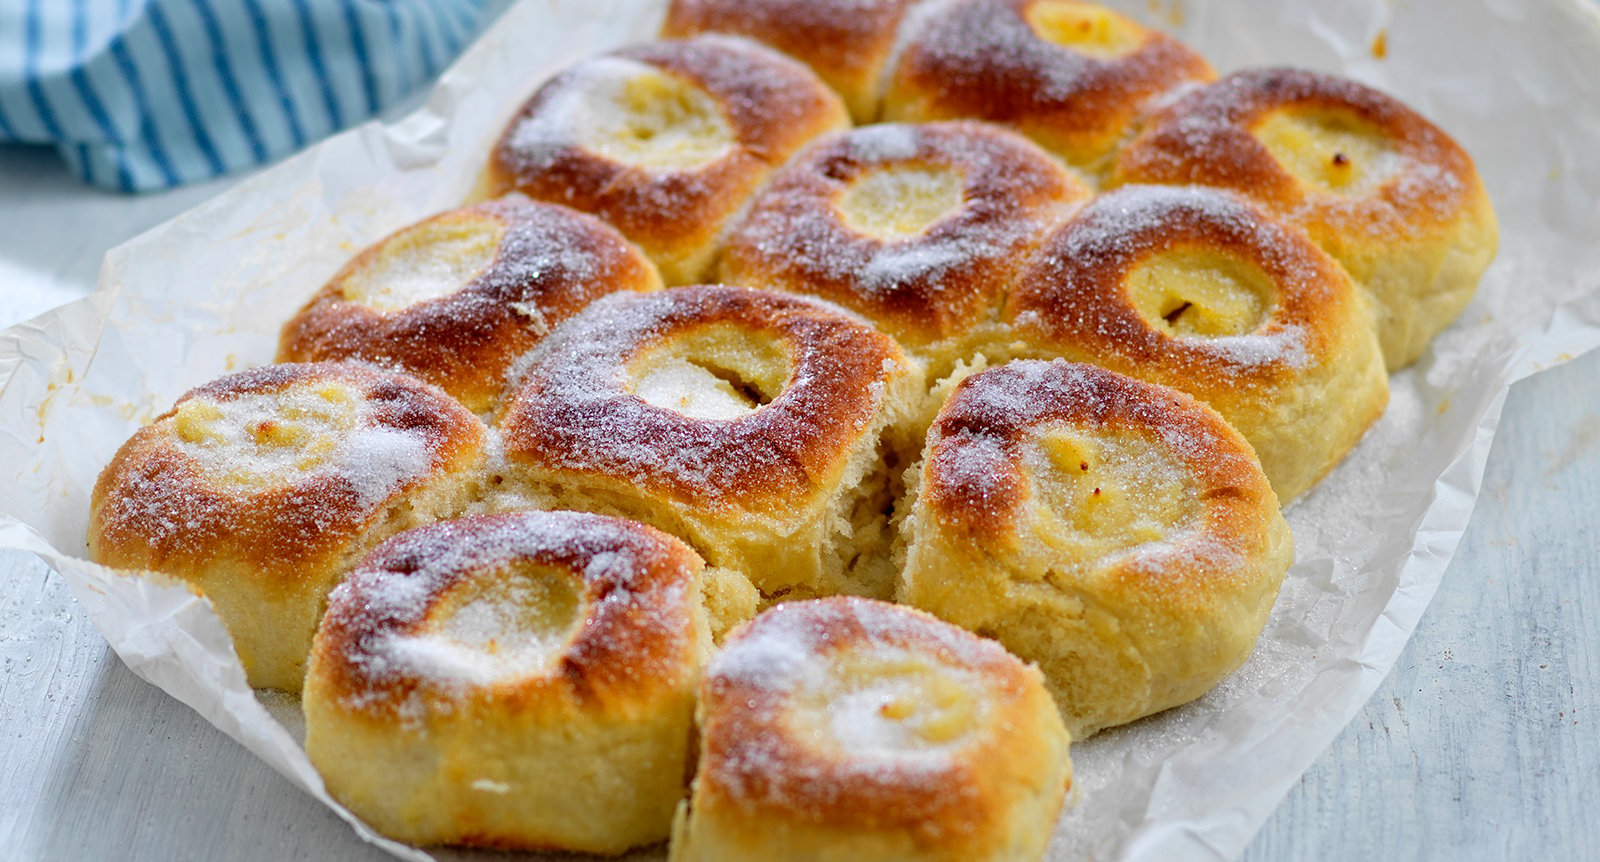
[
  {"left": 498, "top": 286, "right": 910, "bottom": 516},
  {"left": 919, "top": 361, "right": 1271, "bottom": 559},
  {"left": 88, "top": 363, "right": 486, "bottom": 591},
  {"left": 1005, "top": 184, "right": 1357, "bottom": 390},
  {"left": 721, "top": 121, "right": 1090, "bottom": 349},
  {"left": 311, "top": 511, "right": 705, "bottom": 719},
  {"left": 278, "top": 198, "right": 660, "bottom": 413},
  {"left": 1111, "top": 67, "right": 1485, "bottom": 239},
  {"left": 486, "top": 35, "right": 849, "bottom": 271},
  {"left": 887, "top": 0, "right": 1214, "bottom": 173},
  {"left": 697, "top": 597, "right": 1054, "bottom": 852},
  {"left": 662, "top": 0, "right": 919, "bottom": 121}
]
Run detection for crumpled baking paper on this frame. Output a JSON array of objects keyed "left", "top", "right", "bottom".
[{"left": 4, "top": 0, "right": 1600, "bottom": 859}]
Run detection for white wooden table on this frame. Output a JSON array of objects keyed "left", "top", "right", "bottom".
[{"left": 2, "top": 134, "right": 1596, "bottom": 861}]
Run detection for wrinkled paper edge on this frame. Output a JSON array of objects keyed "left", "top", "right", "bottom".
[{"left": 4, "top": 1, "right": 1600, "bottom": 860}]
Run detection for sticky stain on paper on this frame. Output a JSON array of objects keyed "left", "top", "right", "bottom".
[
  {"left": 1145, "top": 0, "right": 1185, "bottom": 29},
  {"left": 1545, "top": 415, "right": 1600, "bottom": 478}
]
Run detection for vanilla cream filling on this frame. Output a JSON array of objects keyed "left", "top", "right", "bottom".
[
  {"left": 1255, "top": 107, "right": 1399, "bottom": 195},
  {"left": 839, "top": 164, "right": 965, "bottom": 240},
  {"left": 337, "top": 215, "right": 504, "bottom": 312},
  {"left": 1025, "top": 0, "right": 1145, "bottom": 60}
]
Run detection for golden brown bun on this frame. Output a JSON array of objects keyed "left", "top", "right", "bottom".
[
  {"left": 719, "top": 121, "right": 1092, "bottom": 379},
  {"left": 1110, "top": 67, "right": 1499, "bottom": 370},
  {"left": 662, "top": 0, "right": 919, "bottom": 123},
  {"left": 277, "top": 198, "right": 661, "bottom": 413},
  {"left": 996, "top": 184, "right": 1389, "bottom": 501},
  {"left": 303, "top": 511, "right": 714, "bottom": 853},
  {"left": 884, "top": 0, "right": 1214, "bottom": 178},
  {"left": 670, "top": 596, "right": 1071, "bottom": 862},
  {"left": 88, "top": 363, "right": 487, "bottom": 691},
  {"left": 897, "top": 360, "right": 1293, "bottom": 738},
  {"left": 495, "top": 285, "right": 925, "bottom": 601},
  {"left": 485, "top": 35, "right": 850, "bottom": 285}
]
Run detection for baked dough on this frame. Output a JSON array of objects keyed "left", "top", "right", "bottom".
[
  {"left": 303, "top": 511, "right": 715, "bottom": 852},
  {"left": 88, "top": 363, "right": 486, "bottom": 691},
  {"left": 1111, "top": 67, "right": 1499, "bottom": 369},
  {"left": 495, "top": 285, "right": 925, "bottom": 601},
  {"left": 719, "top": 120, "right": 1091, "bottom": 380},
  {"left": 486, "top": 35, "right": 850, "bottom": 285},
  {"left": 996, "top": 183, "right": 1389, "bottom": 501},
  {"left": 661, "top": 0, "right": 920, "bottom": 123},
  {"left": 278, "top": 197, "right": 661, "bottom": 413},
  {"left": 897, "top": 359, "right": 1293, "bottom": 738},
  {"left": 670, "top": 596, "right": 1071, "bottom": 861},
  {"left": 884, "top": 0, "right": 1214, "bottom": 179}
]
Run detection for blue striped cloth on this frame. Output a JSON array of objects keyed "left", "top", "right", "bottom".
[{"left": 0, "top": 0, "right": 505, "bottom": 192}]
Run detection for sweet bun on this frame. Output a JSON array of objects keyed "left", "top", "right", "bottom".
[
  {"left": 661, "top": 0, "right": 920, "bottom": 123},
  {"left": 1111, "top": 67, "right": 1499, "bottom": 369},
  {"left": 884, "top": 0, "right": 1214, "bottom": 178},
  {"left": 485, "top": 35, "right": 850, "bottom": 285},
  {"left": 88, "top": 363, "right": 487, "bottom": 691},
  {"left": 670, "top": 596, "right": 1071, "bottom": 862},
  {"left": 495, "top": 285, "right": 925, "bottom": 601},
  {"left": 897, "top": 360, "right": 1293, "bottom": 738},
  {"left": 303, "top": 511, "right": 715, "bottom": 853},
  {"left": 277, "top": 197, "right": 661, "bottom": 413},
  {"left": 719, "top": 121, "right": 1091, "bottom": 378},
  {"left": 996, "top": 184, "right": 1388, "bottom": 501}
]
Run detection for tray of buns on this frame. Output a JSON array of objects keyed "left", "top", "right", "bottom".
[{"left": 5, "top": 0, "right": 1600, "bottom": 859}]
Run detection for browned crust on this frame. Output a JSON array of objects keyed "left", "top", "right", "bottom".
[
  {"left": 661, "top": 0, "right": 919, "bottom": 120},
  {"left": 696, "top": 597, "right": 1051, "bottom": 856},
  {"left": 498, "top": 285, "right": 908, "bottom": 516},
  {"left": 720, "top": 121, "right": 1091, "bottom": 348},
  {"left": 920, "top": 360, "right": 1270, "bottom": 567},
  {"left": 1111, "top": 67, "right": 1486, "bottom": 241},
  {"left": 87, "top": 363, "right": 486, "bottom": 596},
  {"left": 1003, "top": 184, "right": 1357, "bottom": 390},
  {"left": 485, "top": 36, "right": 849, "bottom": 276},
  {"left": 886, "top": 0, "right": 1214, "bottom": 168},
  {"left": 310, "top": 511, "right": 704, "bottom": 718},
  {"left": 276, "top": 198, "right": 660, "bottom": 413}
]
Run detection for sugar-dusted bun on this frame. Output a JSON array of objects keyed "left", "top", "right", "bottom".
[
  {"left": 496, "top": 285, "right": 925, "bottom": 601},
  {"left": 1111, "top": 67, "right": 1499, "bottom": 370},
  {"left": 997, "top": 184, "right": 1388, "bottom": 501},
  {"left": 661, "top": 0, "right": 921, "bottom": 123},
  {"left": 898, "top": 360, "right": 1292, "bottom": 738},
  {"left": 720, "top": 121, "right": 1091, "bottom": 378},
  {"left": 486, "top": 35, "right": 850, "bottom": 285},
  {"left": 277, "top": 198, "right": 661, "bottom": 413},
  {"left": 88, "top": 363, "right": 486, "bottom": 691},
  {"left": 670, "top": 597, "right": 1071, "bottom": 862},
  {"left": 884, "top": 0, "right": 1214, "bottom": 178},
  {"left": 303, "top": 511, "right": 715, "bottom": 853}
]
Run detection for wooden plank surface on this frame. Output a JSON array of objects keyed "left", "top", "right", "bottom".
[{"left": 1244, "top": 351, "right": 1600, "bottom": 860}]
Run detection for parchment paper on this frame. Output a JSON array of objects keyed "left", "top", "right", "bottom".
[{"left": 4, "top": 1, "right": 1600, "bottom": 859}]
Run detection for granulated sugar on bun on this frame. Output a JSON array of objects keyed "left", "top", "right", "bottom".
[
  {"left": 304, "top": 511, "right": 720, "bottom": 853},
  {"left": 885, "top": 0, "right": 1215, "bottom": 179},
  {"left": 279, "top": 197, "right": 661, "bottom": 413},
  {"left": 997, "top": 184, "right": 1389, "bottom": 501},
  {"left": 662, "top": 0, "right": 921, "bottom": 123},
  {"left": 898, "top": 360, "right": 1292, "bottom": 738},
  {"left": 486, "top": 35, "right": 850, "bottom": 285},
  {"left": 1112, "top": 67, "right": 1499, "bottom": 370},
  {"left": 671, "top": 596, "right": 1071, "bottom": 862},
  {"left": 89, "top": 363, "right": 487, "bottom": 691},
  {"left": 495, "top": 285, "right": 925, "bottom": 602},
  {"left": 720, "top": 121, "right": 1091, "bottom": 380}
]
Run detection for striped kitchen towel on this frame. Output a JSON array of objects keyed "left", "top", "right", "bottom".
[{"left": 0, "top": 0, "right": 506, "bottom": 192}]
